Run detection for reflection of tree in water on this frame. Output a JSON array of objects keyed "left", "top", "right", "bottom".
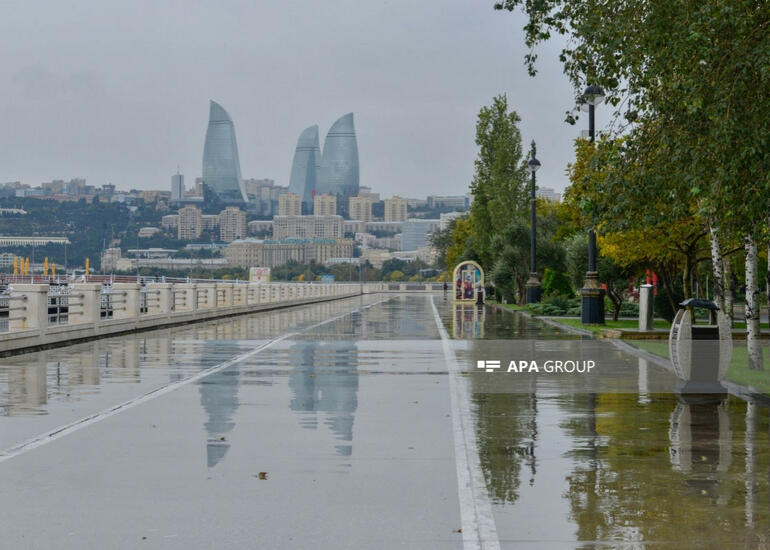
[
  {"left": 289, "top": 339, "right": 359, "bottom": 456},
  {"left": 559, "top": 393, "right": 766, "bottom": 548},
  {"left": 199, "top": 368, "right": 241, "bottom": 468},
  {"left": 472, "top": 386, "right": 538, "bottom": 504}
]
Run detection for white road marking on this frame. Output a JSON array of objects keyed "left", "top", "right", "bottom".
[
  {"left": 0, "top": 297, "right": 388, "bottom": 464},
  {"left": 430, "top": 295, "right": 500, "bottom": 550}
]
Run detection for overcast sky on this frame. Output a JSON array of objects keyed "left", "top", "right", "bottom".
[{"left": 0, "top": 0, "right": 608, "bottom": 198}]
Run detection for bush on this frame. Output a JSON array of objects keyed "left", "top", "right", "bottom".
[
  {"left": 541, "top": 268, "right": 574, "bottom": 298},
  {"left": 527, "top": 295, "right": 580, "bottom": 316}
]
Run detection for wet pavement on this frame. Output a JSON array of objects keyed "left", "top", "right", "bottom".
[{"left": 0, "top": 294, "right": 768, "bottom": 549}]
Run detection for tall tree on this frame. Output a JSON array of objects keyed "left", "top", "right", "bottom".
[{"left": 469, "top": 94, "right": 529, "bottom": 270}]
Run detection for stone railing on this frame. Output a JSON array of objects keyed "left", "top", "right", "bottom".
[{"left": 0, "top": 282, "right": 361, "bottom": 356}]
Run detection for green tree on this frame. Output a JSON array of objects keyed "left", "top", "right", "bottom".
[{"left": 469, "top": 94, "right": 529, "bottom": 270}]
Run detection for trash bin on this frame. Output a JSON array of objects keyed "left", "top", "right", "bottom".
[{"left": 668, "top": 298, "right": 731, "bottom": 394}]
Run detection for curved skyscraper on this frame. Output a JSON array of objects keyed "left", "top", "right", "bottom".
[
  {"left": 288, "top": 125, "right": 320, "bottom": 209},
  {"left": 318, "top": 113, "right": 359, "bottom": 198},
  {"left": 202, "top": 100, "right": 247, "bottom": 203}
]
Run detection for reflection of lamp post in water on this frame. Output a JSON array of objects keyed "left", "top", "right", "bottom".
[{"left": 525, "top": 140, "right": 541, "bottom": 304}]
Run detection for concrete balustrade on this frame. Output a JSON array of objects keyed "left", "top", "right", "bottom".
[
  {"left": 196, "top": 283, "right": 215, "bottom": 310},
  {"left": 112, "top": 283, "right": 141, "bottom": 320},
  {"left": 219, "top": 283, "right": 234, "bottom": 308},
  {"left": 70, "top": 283, "right": 102, "bottom": 324},
  {"left": 0, "top": 281, "right": 363, "bottom": 356},
  {"left": 146, "top": 283, "right": 173, "bottom": 316},
  {"left": 8, "top": 284, "right": 48, "bottom": 332},
  {"left": 175, "top": 283, "right": 196, "bottom": 313}
]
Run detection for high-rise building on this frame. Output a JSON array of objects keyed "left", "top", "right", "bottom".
[
  {"left": 202, "top": 100, "right": 247, "bottom": 203},
  {"left": 278, "top": 192, "right": 302, "bottom": 217},
  {"left": 383, "top": 196, "right": 407, "bottom": 222},
  {"left": 272, "top": 215, "right": 344, "bottom": 240},
  {"left": 219, "top": 207, "right": 247, "bottom": 242},
  {"left": 171, "top": 172, "right": 185, "bottom": 202},
  {"left": 317, "top": 113, "right": 359, "bottom": 199},
  {"left": 313, "top": 193, "right": 337, "bottom": 216},
  {"left": 348, "top": 195, "right": 373, "bottom": 222},
  {"left": 178, "top": 206, "right": 203, "bottom": 240},
  {"left": 288, "top": 125, "right": 320, "bottom": 210}
]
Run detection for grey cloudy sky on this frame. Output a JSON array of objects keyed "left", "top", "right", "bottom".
[{"left": 0, "top": 0, "right": 608, "bottom": 198}]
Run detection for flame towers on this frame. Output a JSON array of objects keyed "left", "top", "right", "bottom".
[
  {"left": 288, "top": 125, "right": 321, "bottom": 209},
  {"left": 318, "top": 113, "right": 359, "bottom": 199},
  {"left": 202, "top": 100, "right": 247, "bottom": 203}
]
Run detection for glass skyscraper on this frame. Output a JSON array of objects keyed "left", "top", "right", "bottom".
[
  {"left": 202, "top": 100, "right": 247, "bottom": 203},
  {"left": 288, "top": 125, "right": 320, "bottom": 209},
  {"left": 318, "top": 113, "right": 359, "bottom": 199}
]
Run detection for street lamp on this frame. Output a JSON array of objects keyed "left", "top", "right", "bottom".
[
  {"left": 525, "top": 140, "right": 542, "bottom": 304},
  {"left": 579, "top": 84, "right": 605, "bottom": 324}
]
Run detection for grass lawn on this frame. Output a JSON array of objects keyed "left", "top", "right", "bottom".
[
  {"left": 488, "top": 300, "right": 527, "bottom": 312},
  {"left": 555, "top": 318, "right": 670, "bottom": 334},
  {"left": 630, "top": 340, "right": 770, "bottom": 395}
]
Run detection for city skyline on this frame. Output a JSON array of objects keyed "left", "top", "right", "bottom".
[{"left": 0, "top": 1, "right": 601, "bottom": 198}]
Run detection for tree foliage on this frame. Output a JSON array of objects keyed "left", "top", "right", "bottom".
[{"left": 469, "top": 94, "right": 529, "bottom": 270}]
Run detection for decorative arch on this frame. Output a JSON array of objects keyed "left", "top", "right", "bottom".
[{"left": 452, "top": 260, "right": 484, "bottom": 302}]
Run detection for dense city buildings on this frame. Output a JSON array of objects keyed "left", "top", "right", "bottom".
[
  {"left": 137, "top": 227, "right": 161, "bottom": 238},
  {"left": 178, "top": 205, "right": 203, "bottom": 240},
  {"left": 383, "top": 195, "right": 407, "bottom": 222},
  {"left": 358, "top": 186, "right": 380, "bottom": 202},
  {"left": 170, "top": 173, "right": 184, "bottom": 202},
  {"left": 247, "top": 219, "right": 273, "bottom": 235},
  {"left": 313, "top": 193, "right": 337, "bottom": 216},
  {"left": 218, "top": 206, "right": 247, "bottom": 242},
  {"left": 201, "top": 214, "right": 219, "bottom": 231},
  {"left": 272, "top": 215, "right": 344, "bottom": 240},
  {"left": 317, "top": 113, "right": 359, "bottom": 199},
  {"left": 245, "top": 178, "right": 288, "bottom": 217},
  {"left": 278, "top": 192, "right": 302, "bottom": 217},
  {"left": 440, "top": 211, "right": 465, "bottom": 230},
  {"left": 348, "top": 194, "right": 373, "bottom": 223},
  {"left": 201, "top": 100, "right": 247, "bottom": 203},
  {"left": 401, "top": 218, "right": 440, "bottom": 251},
  {"left": 288, "top": 125, "right": 321, "bottom": 210},
  {"left": 224, "top": 238, "right": 354, "bottom": 268},
  {"left": 426, "top": 194, "right": 470, "bottom": 210},
  {"left": 161, "top": 214, "right": 179, "bottom": 229}
]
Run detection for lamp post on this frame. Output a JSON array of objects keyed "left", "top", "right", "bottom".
[
  {"left": 525, "top": 140, "right": 542, "bottom": 304},
  {"left": 579, "top": 84, "right": 605, "bottom": 324}
]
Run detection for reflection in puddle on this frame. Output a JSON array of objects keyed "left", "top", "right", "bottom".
[
  {"left": 289, "top": 339, "right": 359, "bottom": 457},
  {"left": 462, "top": 305, "right": 770, "bottom": 547}
]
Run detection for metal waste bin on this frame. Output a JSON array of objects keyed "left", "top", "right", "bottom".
[{"left": 668, "top": 298, "right": 731, "bottom": 394}]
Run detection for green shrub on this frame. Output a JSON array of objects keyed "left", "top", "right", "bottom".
[
  {"left": 527, "top": 295, "right": 580, "bottom": 316},
  {"left": 541, "top": 268, "right": 574, "bottom": 298}
]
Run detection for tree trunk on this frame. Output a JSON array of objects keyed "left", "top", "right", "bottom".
[
  {"left": 607, "top": 288, "right": 622, "bottom": 321},
  {"left": 708, "top": 221, "right": 732, "bottom": 327},
  {"left": 724, "top": 253, "right": 735, "bottom": 320},
  {"left": 682, "top": 254, "right": 693, "bottom": 300},
  {"left": 744, "top": 235, "right": 763, "bottom": 370}
]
